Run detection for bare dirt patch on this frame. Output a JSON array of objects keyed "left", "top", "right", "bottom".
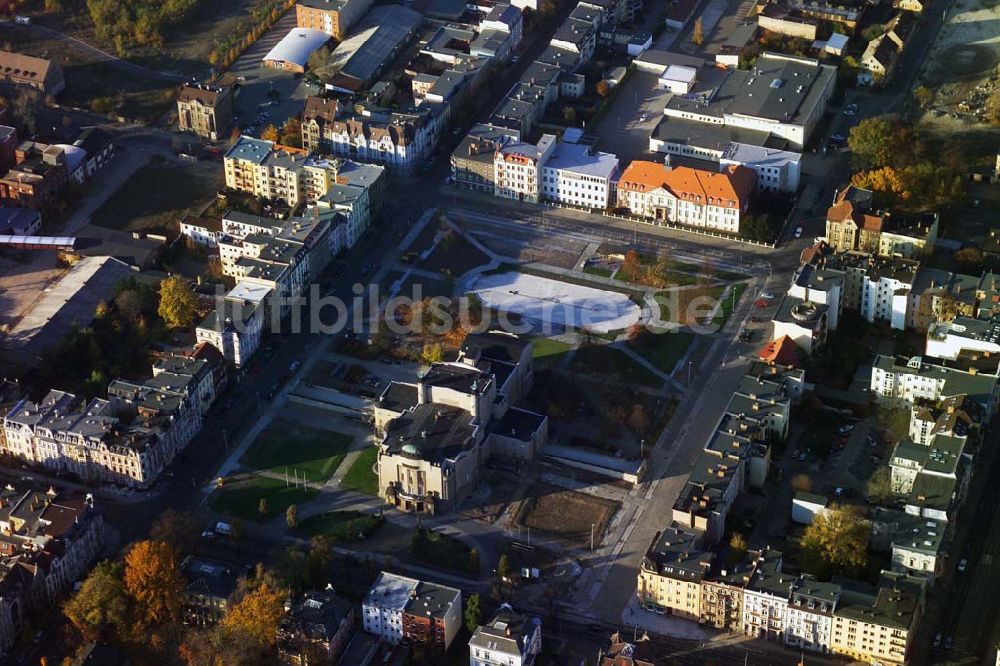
[{"left": 514, "top": 483, "right": 620, "bottom": 548}]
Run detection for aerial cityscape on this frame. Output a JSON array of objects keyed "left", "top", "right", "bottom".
[{"left": 0, "top": 0, "right": 994, "bottom": 663}]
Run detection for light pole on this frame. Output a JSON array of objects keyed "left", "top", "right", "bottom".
[{"left": 688, "top": 361, "right": 693, "bottom": 386}]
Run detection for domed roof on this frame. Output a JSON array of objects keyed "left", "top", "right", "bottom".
[{"left": 54, "top": 144, "right": 86, "bottom": 173}]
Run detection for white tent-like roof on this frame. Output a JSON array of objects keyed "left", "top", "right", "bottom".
[{"left": 263, "top": 28, "right": 330, "bottom": 68}]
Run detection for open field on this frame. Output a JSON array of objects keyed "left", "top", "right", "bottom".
[
  {"left": 339, "top": 446, "right": 379, "bottom": 496},
  {"left": 90, "top": 158, "right": 222, "bottom": 234},
  {"left": 627, "top": 330, "right": 693, "bottom": 374},
  {"left": 569, "top": 343, "right": 663, "bottom": 387},
  {"left": 240, "top": 423, "right": 353, "bottom": 482},
  {"left": 211, "top": 475, "right": 319, "bottom": 521},
  {"left": 515, "top": 483, "right": 621, "bottom": 548},
  {"left": 918, "top": 0, "right": 1000, "bottom": 121},
  {"left": 0, "top": 25, "right": 177, "bottom": 122}
]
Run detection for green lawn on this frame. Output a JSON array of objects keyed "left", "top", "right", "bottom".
[
  {"left": 627, "top": 331, "right": 694, "bottom": 374},
  {"left": 583, "top": 266, "right": 614, "bottom": 278},
  {"left": 411, "top": 528, "right": 477, "bottom": 574},
  {"left": 211, "top": 476, "right": 319, "bottom": 521},
  {"left": 530, "top": 336, "right": 572, "bottom": 366},
  {"left": 713, "top": 283, "right": 748, "bottom": 328},
  {"left": 90, "top": 158, "right": 222, "bottom": 234},
  {"left": 569, "top": 344, "right": 663, "bottom": 387},
  {"left": 241, "top": 424, "right": 353, "bottom": 483},
  {"left": 340, "top": 446, "right": 379, "bottom": 496},
  {"left": 296, "top": 510, "right": 383, "bottom": 541}
]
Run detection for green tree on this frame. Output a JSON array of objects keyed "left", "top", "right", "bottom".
[
  {"left": 801, "top": 504, "right": 870, "bottom": 575},
  {"left": 279, "top": 117, "right": 302, "bottom": 148},
  {"left": 875, "top": 405, "right": 911, "bottom": 443},
  {"left": 847, "top": 115, "right": 920, "bottom": 170},
  {"left": 286, "top": 504, "right": 299, "bottom": 529},
  {"left": 63, "top": 561, "right": 131, "bottom": 643},
  {"left": 913, "top": 85, "right": 934, "bottom": 109},
  {"left": 464, "top": 592, "right": 482, "bottom": 631},
  {"left": 258, "top": 497, "right": 270, "bottom": 516},
  {"left": 149, "top": 509, "right": 200, "bottom": 555},
  {"left": 562, "top": 106, "right": 577, "bottom": 124},
  {"left": 728, "top": 532, "right": 747, "bottom": 562},
  {"left": 740, "top": 214, "right": 778, "bottom": 242},
  {"left": 866, "top": 466, "right": 893, "bottom": 505},
  {"left": 954, "top": 247, "right": 985, "bottom": 273},
  {"left": 157, "top": 275, "right": 198, "bottom": 328},
  {"left": 497, "top": 553, "right": 512, "bottom": 579},
  {"left": 307, "top": 45, "right": 331, "bottom": 72}
]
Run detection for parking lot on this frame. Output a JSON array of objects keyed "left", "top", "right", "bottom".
[
  {"left": 593, "top": 72, "right": 672, "bottom": 162},
  {"left": 224, "top": 10, "right": 317, "bottom": 139}
]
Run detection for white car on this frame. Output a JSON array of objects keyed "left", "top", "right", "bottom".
[
  {"left": 760, "top": 291, "right": 775, "bottom": 300},
  {"left": 837, "top": 424, "right": 855, "bottom": 435},
  {"left": 958, "top": 558, "right": 968, "bottom": 572},
  {"left": 640, "top": 113, "right": 648, "bottom": 122},
  {"left": 794, "top": 226, "right": 803, "bottom": 238}
]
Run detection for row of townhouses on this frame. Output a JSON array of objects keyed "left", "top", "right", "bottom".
[
  {"left": 639, "top": 541, "right": 924, "bottom": 665},
  {"left": 0, "top": 487, "right": 104, "bottom": 656},
  {"left": 671, "top": 362, "right": 806, "bottom": 544},
  {"left": 2, "top": 351, "right": 221, "bottom": 488}
]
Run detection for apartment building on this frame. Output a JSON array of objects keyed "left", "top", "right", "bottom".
[
  {"left": 375, "top": 332, "right": 546, "bottom": 513},
  {"left": 871, "top": 508, "right": 946, "bottom": 580},
  {"left": 0, "top": 143, "right": 69, "bottom": 211},
  {"left": 181, "top": 557, "right": 238, "bottom": 625},
  {"left": 0, "top": 488, "right": 103, "bottom": 654},
  {"left": 785, "top": 577, "right": 841, "bottom": 653},
  {"left": 223, "top": 137, "right": 307, "bottom": 207},
  {"left": 152, "top": 354, "right": 217, "bottom": 417},
  {"left": 494, "top": 134, "right": 557, "bottom": 203},
  {"left": 830, "top": 573, "right": 924, "bottom": 666},
  {"left": 278, "top": 586, "right": 356, "bottom": 665},
  {"left": 825, "top": 186, "right": 879, "bottom": 253},
  {"left": 926, "top": 315, "right": 1000, "bottom": 361},
  {"left": 0, "top": 52, "right": 65, "bottom": 96},
  {"left": 616, "top": 161, "right": 756, "bottom": 234},
  {"left": 196, "top": 282, "right": 270, "bottom": 368},
  {"left": 741, "top": 549, "right": 795, "bottom": 641},
  {"left": 637, "top": 526, "right": 713, "bottom": 618},
  {"left": 177, "top": 83, "right": 234, "bottom": 141},
  {"left": 362, "top": 572, "right": 462, "bottom": 649},
  {"left": 300, "top": 96, "right": 435, "bottom": 173},
  {"left": 3, "top": 381, "right": 199, "bottom": 490},
  {"left": 296, "top": 0, "right": 373, "bottom": 39},
  {"left": 870, "top": 354, "right": 1000, "bottom": 418},
  {"left": 719, "top": 142, "right": 802, "bottom": 193},
  {"left": 908, "top": 270, "right": 980, "bottom": 332},
  {"left": 451, "top": 124, "right": 520, "bottom": 193},
  {"left": 539, "top": 141, "right": 619, "bottom": 209},
  {"left": 469, "top": 605, "right": 542, "bottom": 666}
]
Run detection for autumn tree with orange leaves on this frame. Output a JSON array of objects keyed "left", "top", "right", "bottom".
[
  {"left": 124, "top": 540, "right": 184, "bottom": 628},
  {"left": 222, "top": 575, "right": 285, "bottom": 648}
]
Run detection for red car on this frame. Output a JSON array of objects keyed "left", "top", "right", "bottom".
[{"left": 754, "top": 299, "right": 770, "bottom": 308}]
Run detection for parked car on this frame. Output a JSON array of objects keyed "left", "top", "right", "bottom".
[
  {"left": 830, "top": 132, "right": 847, "bottom": 142},
  {"left": 837, "top": 424, "right": 855, "bottom": 435},
  {"left": 640, "top": 113, "right": 648, "bottom": 122},
  {"left": 933, "top": 633, "right": 942, "bottom": 648},
  {"left": 943, "top": 636, "right": 953, "bottom": 651},
  {"left": 794, "top": 226, "right": 803, "bottom": 238},
  {"left": 843, "top": 103, "right": 858, "bottom": 116},
  {"left": 760, "top": 291, "right": 775, "bottom": 299},
  {"left": 958, "top": 558, "right": 968, "bottom": 572}
]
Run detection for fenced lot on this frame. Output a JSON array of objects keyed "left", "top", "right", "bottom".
[
  {"left": 90, "top": 158, "right": 222, "bottom": 234},
  {"left": 514, "top": 483, "right": 621, "bottom": 548}
]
